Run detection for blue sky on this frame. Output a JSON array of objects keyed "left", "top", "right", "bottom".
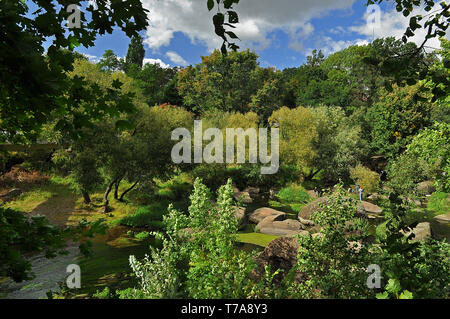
[{"left": 28, "top": 0, "right": 446, "bottom": 70}]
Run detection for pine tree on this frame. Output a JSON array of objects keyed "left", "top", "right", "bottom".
[{"left": 126, "top": 35, "right": 145, "bottom": 69}]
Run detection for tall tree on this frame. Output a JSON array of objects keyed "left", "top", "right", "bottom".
[
  {"left": 126, "top": 34, "right": 145, "bottom": 69},
  {"left": 98, "top": 50, "right": 125, "bottom": 72},
  {"left": 177, "top": 50, "right": 262, "bottom": 114}
]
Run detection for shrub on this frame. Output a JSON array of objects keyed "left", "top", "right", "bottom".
[
  {"left": 350, "top": 164, "right": 380, "bottom": 193},
  {"left": 134, "top": 231, "right": 150, "bottom": 240},
  {"left": 275, "top": 184, "right": 310, "bottom": 203},
  {"left": 294, "top": 185, "right": 374, "bottom": 299},
  {"left": 128, "top": 179, "right": 258, "bottom": 299}
]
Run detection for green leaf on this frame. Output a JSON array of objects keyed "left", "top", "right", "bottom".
[
  {"left": 225, "top": 31, "right": 239, "bottom": 39},
  {"left": 376, "top": 292, "right": 389, "bottom": 299},
  {"left": 69, "top": 36, "right": 80, "bottom": 50},
  {"left": 385, "top": 278, "right": 401, "bottom": 294},
  {"left": 207, "top": 0, "right": 214, "bottom": 11},
  {"left": 399, "top": 290, "right": 413, "bottom": 299},
  {"left": 228, "top": 10, "right": 239, "bottom": 23}
]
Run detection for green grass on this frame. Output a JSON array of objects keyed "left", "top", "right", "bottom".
[
  {"left": 427, "top": 192, "right": 450, "bottom": 215},
  {"left": 4, "top": 188, "right": 54, "bottom": 212},
  {"left": 236, "top": 232, "right": 279, "bottom": 247},
  {"left": 119, "top": 201, "right": 171, "bottom": 228}
]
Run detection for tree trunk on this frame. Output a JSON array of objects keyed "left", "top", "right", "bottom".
[
  {"left": 119, "top": 180, "right": 139, "bottom": 202},
  {"left": 305, "top": 169, "right": 321, "bottom": 181},
  {"left": 103, "top": 179, "right": 116, "bottom": 213},
  {"left": 82, "top": 191, "right": 91, "bottom": 204},
  {"left": 113, "top": 177, "right": 123, "bottom": 200}
]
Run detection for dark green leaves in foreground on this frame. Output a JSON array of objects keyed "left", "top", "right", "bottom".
[
  {"left": 365, "top": 0, "right": 449, "bottom": 101},
  {"left": 0, "top": 0, "right": 149, "bottom": 143},
  {"left": 207, "top": 0, "right": 241, "bottom": 55}
]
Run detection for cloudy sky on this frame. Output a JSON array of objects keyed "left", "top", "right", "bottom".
[{"left": 66, "top": 1, "right": 447, "bottom": 69}]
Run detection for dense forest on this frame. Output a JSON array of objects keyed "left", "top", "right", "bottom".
[{"left": 0, "top": 0, "right": 449, "bottom": 300}]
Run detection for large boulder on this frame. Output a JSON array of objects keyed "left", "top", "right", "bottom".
[
  {"left": 298, "top": 196, "right": 329, "bottom": 220},
  {"left": 233, "top": 188, "right": 253, "bottom": 204},
  {"left": 253, "top": 237, "right": 305, "bottom": 284},
  {"left": 298, "top": 216, "right": 315, "bottom": 227},
  {"left": 434, "top": 213, "right": 450, "bottom": 224},
  {"left": 255, "top": 216, "right": 304, "bottom": 236},
  {"left": 416, "top": 181, "right": 436, "bottom": 195},
  {"left": 299, "top": 196, "right": 383, "bottom": 221},
  {"left": 404, "top": 222, "right": 432, "bottom": 242},
  {"left": 249, "top": 207, "right": 286, "bottom": 224},
  {"left": 357, "top": 201, "right": 383, "bottom": 219}
]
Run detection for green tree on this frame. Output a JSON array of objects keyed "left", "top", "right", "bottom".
[
  {"left": 177, "top": 50, "right": 264, "bottom": 114},
  {"left": 364, "top": 0, "right": 448, "bottom": 101},
  {"left": 406, "top": 122, "right": 450, "bottom": 192},
  {"left": 269, "top": 106, "right": 367, "bottom": 183},
  {"left": 367, "top": 83, "right": 433, "bottom": 159},
  {"left": 125, "top": 34, "right": 145, "bottom": 69},
  {"left": 98, "top": 50, "right": 125, "bottom": 72},
  {"left": 386, "top": 153, "right": 431, "bottom": 197},
  {"left": 126, "top": 62, "right": 180, "bottom": 107},
  {"left": 249, "top": 69, "right": 286, "bottom": 122}
]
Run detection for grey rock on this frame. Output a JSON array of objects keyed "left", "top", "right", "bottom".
[{"left": 249, "top": 207, "right": 286, "bottom": 224}]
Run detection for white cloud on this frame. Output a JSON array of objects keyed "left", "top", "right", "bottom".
[
  {"left": 305, "top": 37, "right": 369, "bottom": 57},
  {"left": 82, "top": 53, "right": 99, "bottom": 62},
  {"left": 165, "top": 51, "right": 188, "bottom": 66},
  {"left": 311, "top": 6, "right": 448, "bottom": 58},
  {"left": 141, "top": 0, "right": 356, "bottom": 53},
  {"left": 349, "top": 6, "right": 447, "bottom": 52},
  {"left": 143, "top": 58, "right": 171, "bottom": 68}
]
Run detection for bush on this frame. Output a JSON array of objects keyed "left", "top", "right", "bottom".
[
  {"left": 155, "top": 175, "right": 193, "bottom": 200},
  {"left": 387, "top": 153, "right": 431, "bottom": 197},
  {"left": 275, "top": 184, "right": 310, "bottom": 203},
  {"left": 350, "top": 164, "right": 380, "bottom": 193},
  {"left": 191, "top": 163, "right": 300, "bottom": 191},
  {"left": 134, "top": 231, "right": 150, "bottom": 240}
]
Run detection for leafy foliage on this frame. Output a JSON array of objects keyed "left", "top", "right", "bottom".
[
  {"left": 127, "top": 179, "right": 258, "bottom": 298},
  {"left": 367, "top": 83, "right": 433, "bottom": 159},
  {"left": 0, "top": 0, "right": 149, "bottom": 142},
  {"left": 406, "top": 122, "right": 450, "bottom": 192},
  {"left": 375, "top": 194, "right": 450, "bottom": 298},
  {"left": 294, "top": 185, "right": 374, "bottom": 298},
  {"left": 365, "top": 1, "right": 448, "bottom": 101},
  {"left": 125, "top": 34, "right": 145, "bottom": 69},
  {"left": 350, "top": 165, "right": 381, "bottom": 193}
]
